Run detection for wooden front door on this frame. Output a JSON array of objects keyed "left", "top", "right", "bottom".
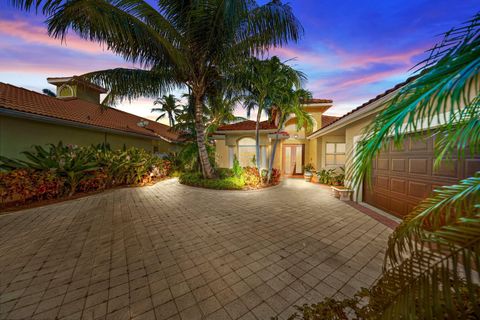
[{"left": 282, "top": 144, "right": 304, "bottom": 175}]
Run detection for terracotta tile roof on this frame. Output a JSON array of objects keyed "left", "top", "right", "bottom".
[
  {"left": 304, "top": 98, "right": 333, "bottom": 104},
  {"left": 216, "top": 120, "right": 277, "bottom": 131},
  {"left": 0, "top": 82, "right": 181, "bottom": 142},
  {"left": 308, "top": 74, "right": 419, "bottom": 136},
  {"left": 321, "top": 115, "right": 339, "bottom": 128}
]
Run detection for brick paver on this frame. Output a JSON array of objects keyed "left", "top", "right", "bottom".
[{"left": 0, "top": 179, "right": 392, "bottom": 320}]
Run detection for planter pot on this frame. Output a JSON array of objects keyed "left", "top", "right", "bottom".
[{"left": 304, "top": 172, "right": 313, "bottom": 182}]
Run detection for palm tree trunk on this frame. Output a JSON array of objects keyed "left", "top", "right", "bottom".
[
  {"left": 193, "top": 93, "right": 214, "bottom": 178},
  {"left": 268, "top": 131, "right": 280, "bottom": 183},
  {"left": 255, "top": 110, "right": 261, "bottom": 170}
]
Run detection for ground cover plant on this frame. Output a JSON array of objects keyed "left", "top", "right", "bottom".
[
  {"left": 0, "top": 142, "right": 172, "bottom": 207},
  {"left": 179, "top": 156, "right": 281, "bottom": 190}
]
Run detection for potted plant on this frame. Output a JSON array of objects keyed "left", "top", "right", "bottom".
[{"left": 304, "top": 163, "right": 314, "bottom": 182}]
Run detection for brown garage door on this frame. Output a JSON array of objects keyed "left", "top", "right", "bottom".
[{"left": 363, "top": 135, "right": 480, "bottom": 218}]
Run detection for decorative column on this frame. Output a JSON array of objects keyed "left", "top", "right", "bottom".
[
  {"left": 261, "top": 146, "right": 267, "bottom": 169},
  {"left": 228, "top": 146, "right": 234, "bottom": 168}
]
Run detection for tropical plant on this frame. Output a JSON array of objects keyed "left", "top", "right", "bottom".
[
  {"left": 12, "top": 0, "right": 303, "bottom": 179},
  {"left": 0, "top": 143, "right": 173, "bottom": 204},
  {"left": 205, "top": 90, "right": 246, "bottom": 134},
  {"left": 266, "top": 88, "right": 312, "bottom": 182},
  {"left": 232, "top": 155, "right": 244, "bottom": 178},
  {"left": 281, "top": 13, "right": 480, "bottom": 320},
  {"left": 152, "top": 94, "right": 181, "bottom": 126},
  {"left": 316, "top": 168, "right": 336, "bottom": 185},
  {"left": 0, "top": 142, "right": 99, "bottom": 196},
  {"left": 240, "top": 56, "right": 306, "bottom": 169}
]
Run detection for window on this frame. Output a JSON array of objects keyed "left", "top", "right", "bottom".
[
  {"left": 237, "top": 137, "right": 256, "bottom": 167},
  {"left": 325, "top": 142, "right": 346, "bottom": 166}
]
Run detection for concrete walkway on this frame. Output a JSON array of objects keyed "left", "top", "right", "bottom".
[{"left": 0, "top": 179, "right": 392, "bottom": 320}]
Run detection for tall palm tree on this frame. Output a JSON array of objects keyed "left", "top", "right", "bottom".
[
  {"left": 283, "top": 13, "right": 480, "bottom": 320},
  {"left": 267, "top": 88, "right": 313, "bottom": 181},
  {"left": 152, "top": 94, "right": 180, "bottom": 126},
  {"left": 241, "top": 56, "right": 305, "bottom": 169},
  {"left": 13, "top": 0, "right": 303, "bottom": 178}
]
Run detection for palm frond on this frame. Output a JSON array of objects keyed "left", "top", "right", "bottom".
[
  {"left": 82, "top": 68, "right": 183, "bottom": 106},
  {"left": 350, "top": 14, "right": 480, "bottom": 189}
]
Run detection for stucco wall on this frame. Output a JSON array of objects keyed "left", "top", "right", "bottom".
[
  {"left": 215, "top": 139, "right": 229, "bottom": 168},
  {"left": 0, "top": 115, "right": 173, "bottom": 159},
  {"left": 344, "top": 115, "right": 375, "bottom": 170}
]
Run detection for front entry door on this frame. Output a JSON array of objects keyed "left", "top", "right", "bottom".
[{"left": 283, "top": 145, "right": 304, "bottom": 175}]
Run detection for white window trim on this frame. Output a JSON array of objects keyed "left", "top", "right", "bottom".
[{"left": 325, "top": 142, "right": 346, "bottom": 166}]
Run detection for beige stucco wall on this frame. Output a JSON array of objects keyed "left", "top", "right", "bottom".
[
  {"left": 215, "top": 139, "right": 229, "bottom": 168},
  {"left": 0, "top": 116, "right": 174, "bottom": 159}
]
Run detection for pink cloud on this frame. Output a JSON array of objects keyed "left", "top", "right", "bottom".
[{"left": 0, "top": 19, "right": 110, "bottom": 55}]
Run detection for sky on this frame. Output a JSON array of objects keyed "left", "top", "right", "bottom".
[{"left": 0, "top": 0, "right": 477, "bottom": 124}]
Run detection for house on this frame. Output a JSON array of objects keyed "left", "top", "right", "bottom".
[
  {"left": 0, "top": 77, "right": 182, "bottom": 159},
  {"left": 213, "top": 99, "right": 337, "bottom": 175},
  {"left": 213, "top": 77, "right": 479, "bottom": 218},
  {"left": 307, "top": 77, "right": 480, "bottom": 218}
]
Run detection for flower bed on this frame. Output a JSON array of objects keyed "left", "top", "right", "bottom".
[
  {"left": 179, "top": 167, "right": 281, "bottom": 190},
  {"left": 0, "top": 143, "right": 173, "bottom": 209}
]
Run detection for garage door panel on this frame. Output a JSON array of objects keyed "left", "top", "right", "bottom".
[
  {"left": 374, "top": 193, "right": 389, "bottom": 211},
  {"left": 409, "top": 158, "right": 429, "bottom": 175},
  {"left": 433, "top": 159, "right": 458, "bottom": 178},
  {"left": 465, "top": 159, "right": 480, "bottom": 177},
  {"left": 409, "top": 138, "right": 429, "bottom": 151},
  {"left": 391, "top": 158, "right": 406, "bottom": 172},
  {"left": 376, "top": 176, "right": 389, "bottom": 190},
  {"left": 389, "top": 198, "right": 407, "bottom": 216},
  {"left": 408, "top": 181, "right": 430, "bottom": 199},
  {"left": 391, "top": 140, "right": 407, "bottom": 152},
  {"left": 378, "top": 158, "right": 389, "bottom": 170},
  {"left": 390, "top": 178, "right": 406, "bottom": 194}
]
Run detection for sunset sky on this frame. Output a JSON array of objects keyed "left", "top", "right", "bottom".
[{"left": 0, "top": 0, "right": 477, "bottom": 123}]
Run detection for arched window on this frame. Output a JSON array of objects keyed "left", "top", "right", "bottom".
[
  {"left": 58, "top": 84, "right": 74, "bottom": 97},
  {"left": 237, "top": 137, "right": 256, "bottom": 167}
]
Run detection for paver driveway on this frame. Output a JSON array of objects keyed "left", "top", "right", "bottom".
[{"left": 0, "top": 179, "right": 393, "bottom": 320}]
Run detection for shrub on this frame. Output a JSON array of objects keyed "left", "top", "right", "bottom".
[
  {"left": 0, "top": 143, "right": 174, "bottom": 206},
  {"left": 232, "top": 155, "right": 243, "bottom": 177},
  {"left": 0, "top": 169, "right": 65, "bottom": 205},
  {"left": 77, "top": 170, "right": 108, "bottom": 193},
  {"left": 243, "top": 167, "right": 261, "bottom": 187},
  {"left": 316, "top": 167, "right": 345, "bottom": 186},
  {"left": 179, "top": 172, "right": 245, "bottom": 190}
]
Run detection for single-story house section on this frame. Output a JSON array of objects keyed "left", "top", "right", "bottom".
[
  {"left": 307, "top": 76, "right": 480, "bottom": 218},
  {"left": 0, "top": 77, "right": 182, "bottom": 159},
  {"left": 213, "top": 99, "right": 337, "bottom": 176}
]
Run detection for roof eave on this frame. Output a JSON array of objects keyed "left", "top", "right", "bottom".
[
  {"left": 307, "top": 90, "right": 398, "bottom": 139},
  {"left": 0, "top": 107, "right": 177, "bottom": 143}
]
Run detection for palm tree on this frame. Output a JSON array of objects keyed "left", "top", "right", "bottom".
[
  {"left": 152, "top": 94, "right": 180, "bottom": 127},
  {"left": 241, "top": 56, "right": 305, "bottom": 169},
  {"left": 267, "top": 88, "right": 313, "bottom": 181},
  {"left": 13, "top": 0, "right": 303, "bottom": 178},
  {"left": 283, "top": 13, "right": 480, "bottom": 320},
  {"left": 205, "top": 90, "right": 246, "bottom": 134}
]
